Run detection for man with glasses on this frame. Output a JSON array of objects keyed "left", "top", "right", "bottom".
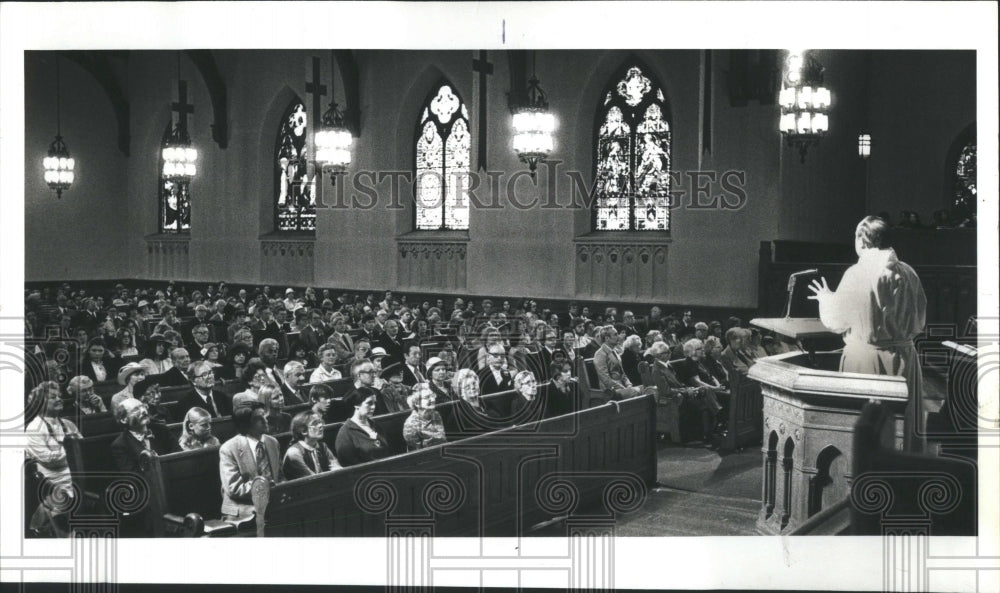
[
  {"left": 187, "top": 323, "right": 213, "bottom": 361},
  {"left": 154, "top": 347, "right": 193, "bottom": 387},
  {"left": 345, "top": 358, "right": 391, "bottom": 416},
  {"left": 177, "top": 360, "right": 233, "bottom": 418}
]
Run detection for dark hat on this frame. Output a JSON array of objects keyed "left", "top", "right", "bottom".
[
  {"left": 148, "top": 332, "right": 169, "bottom": 344},
  {"left": 86, "top": 337, "right": 107, "bottom": 349},
  {"left": 380, "top": 362, "right": 405, "bottom": 379},
  {"left": 229, "top": 342, "right": 253, "bottom": 358},
  {"left": 345, "top": 386, "right": 378, "bottom": 408},
  {"left": 133, "top": 375, "right": 160, "bottom": 399}
]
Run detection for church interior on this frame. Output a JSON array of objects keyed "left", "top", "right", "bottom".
[{"left": 19, "top": 48, "right": 981, "bottom": 539}]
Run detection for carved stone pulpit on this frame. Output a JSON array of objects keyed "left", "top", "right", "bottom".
[{"left": 748, "top": 349, "right": 908, "bottom": 535}]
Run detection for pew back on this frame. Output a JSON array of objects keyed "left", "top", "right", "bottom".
[{"left": 264, "top": 394, "right": 657, "bottom": 537}]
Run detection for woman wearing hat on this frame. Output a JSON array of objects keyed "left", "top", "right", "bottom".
[
  {"left": 110, "top": 362, "right": 147, "bottom": 414},
  {"left": 139, "top": 333, "right": 173, "bottom": 375},
  {"left": 219, "top": 342, "right": 253, "bottom": 382},
  {"left": 378, "top": 362, "right": 411, "bottom": 414},
  {"left": 425, "top": 357, "right": 454, "bottom": 405},
  {"left": 334, "top": 388, "right": 391, "bottom": 467},
  {"left": 402, "top": 382, "right": 447, "bottom": 451}
]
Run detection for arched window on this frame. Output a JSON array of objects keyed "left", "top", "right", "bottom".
[
  {"left": 159, "top": 121, "right": 190, "bottom": 233},
  {"left": 593, "top": 63, "right": 672, "bottom": 231},
  {"left": 415, "top": 81, "right": 470, "bottom": 230},
  {"left": 274, "top": 99, "right": 316, "bottom": 232}
]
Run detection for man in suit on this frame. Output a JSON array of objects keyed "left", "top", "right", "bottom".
[
  {"left": 278, "top": 361, "right": 307, "bottom": 404},
  {"left": 187, "top": 323, "right": 213, "bottom": 361},
  {"left": 357, "top": 313, "right": 378, "bottom": 344},
  {"left": 621, "top": 311, "right": 641, "bottom": 337},
  {"left": 110, "top": 398, "right": 179, "bottom": 473},
  {"left": 377, "top": 319, "right": 406, "bottom": 366},
  {"left": 400, "top": 344, "right": 425, "bottom": 387},
  {"left": 257, "top": 338, "right": 284, "bottom": 387},
  {"left": 479, "top": 344, "right": 514, "bottom": 395},
  {"left": 219, "top": 403, "right": 284, "bottom": 520},
  {"left": 593, "top": 326, "right": 641, "bottom": 400},
  {"left": 177, "top": 360, "right": 234, "bottom": 419},
  {"left": 154, "top": 347, "right": 192, "bottom": 387},
  {"left": 325, "top": 314, "right": 354, "bottom": 363},
  {"left": 299, "top": 309, "right": 327, "bottom": 354},
  {"left": 109, "top": 398, "right": 178, "bottom": 536},
  {"left": 344, "top": 359, "right": 391, "bottom": 417}
]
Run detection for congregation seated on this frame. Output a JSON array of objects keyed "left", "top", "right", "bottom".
[
  {"left": 219, "top": 403, "right": 284, "bottom": 520},
  {"left": 620, "top": 334, "right": 644, "bottom": 386},
  {"left": 592, "top": 326, "right": 644, "bottom": 400},
  {"left": 135, "top": 375, "right": 174, "bottom": 424},
  {"left": 178, "top": 360, "right": 233, "bottom": 419},
  {"left": 334, "top": 389, "right": 391, "bottom": 467},
  {"left": 543, "top": 361, "right": 583, "bottom": 418},
  {"left": 451, "top": 367, "right": 501, "bottom": 434},
  {"left": 720, "top": 327, "right": 753, "bottom": 376},
  {"left": 81, "top": 337, "right": 119, "bottom": 384},
  {"left": 674, "top": 339, "right": 729, "bottom": 417},
  {"left": 261, "top": 384, "right": 292, "bottom": 433},
  {"left": 65, "top": 375, "right": 107, "bottom": 416},
  {"left": 111, "top": 398, "right": 179, "bottom": 475},
  {"left": 25, "top": 381, "right": 80, "bottom": 537},
  {"left": 310, "top": 343, "right": 343, "bottom": 383},
  {"left": 481, "top": 344, "right": 514, "bottom": 405},
  {"left": 379, "top": 362, "right": 412, "bottom": 414},
  {"left": 402, "top": 382, "right": 448, "bottom": 451},
  {"left": 219, "top": 342, "right": 252, "bottom": 382},
  {"left": 279, "top": 360, "right": 308, "bottom": 404},
  {"left": 178, "top": 406, "right": 221, "bottom": 451},
  {"left": 645, "top": 341, "right": 721, "bottom": 447},
  {"left": 155, "top": 347, "right": 192, "bottom": 387},
  {"left": 509, "top": 370, "right": 545, "bottom": 424},
  {"left": 232, "top": 358, "right": 270, "bottom": 410},
  {"left": 282, "top": 411, "right": 341, "bottom": 479},
  {"left": 701, "top": 336, "right": 730, "bottom": 388},
  {"left": 111, "top": 362, "right": 147, "bottom": 413}
]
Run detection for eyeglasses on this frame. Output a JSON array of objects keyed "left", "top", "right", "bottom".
[
  {"left": 195, "top": 371, "right": 215, "bottom": 379},
  {"left": 358, "top": 369, "right": 375, "bottom": 375}
]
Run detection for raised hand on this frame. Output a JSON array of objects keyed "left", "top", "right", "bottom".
[{"left": 807, "top": 277, "right": 832, "bottom": 301}]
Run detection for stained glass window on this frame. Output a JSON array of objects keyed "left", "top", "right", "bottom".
[
  {"left": 952, "top": 140, "right": 976, "bottom": 221},
  {"left": 415, "top": 82, "right": 470, "bottom": 230},
  {"left": 159, "top": 121, "right": 190, "bottom": 233},
  {"left": 275, "top": 100, "right": 316, "bottom": 232},
  {"left": 594, "top": 65, "right": 672, "bottom": 231}
]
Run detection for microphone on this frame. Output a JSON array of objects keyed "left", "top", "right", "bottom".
[
  {"left": 787, "top": 268, "right": 818, "bottom": 291},
  {"left": 785, "top": 269, "right": 820, "bottom": 318}
]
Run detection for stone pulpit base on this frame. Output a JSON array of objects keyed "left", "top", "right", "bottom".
[{"left": 748, "top": 351, "right": 908, "bottom": 535}]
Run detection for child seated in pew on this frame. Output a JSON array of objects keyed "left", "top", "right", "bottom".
[
  {"left": 178, "top": 407, "right": 220, "bottom": 451},
  {"left": 262, "top": 384, "right": 292, "bottom": 433},
  {"left": 282, "top": 411, "right": 342, "bottom": 479}
]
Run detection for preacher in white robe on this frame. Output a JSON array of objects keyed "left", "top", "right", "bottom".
[{"left": 810, "top": 216, "right": 927, "bottom": 452}]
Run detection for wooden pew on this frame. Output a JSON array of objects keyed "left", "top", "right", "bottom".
[
  {"left": 262, "top": 394, "right": 656, "bottom": 537},
  {"left": 92, "top": 380, "right": 121, "bottom": 404},
  {"left": 131, "top": 388, "right": 521, "bottom": 537},
  {"left": 720, "top": 369, "right": 763, "bottom": 451},
  {"left": 576, "top": 357, "right": 610, "bottom": 408}
]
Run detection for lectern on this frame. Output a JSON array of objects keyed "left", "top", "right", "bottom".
[{"left": 747, "top": 347, "right": 908, "bottom": 535}]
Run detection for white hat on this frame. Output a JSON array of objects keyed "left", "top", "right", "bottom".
[
  {"left": 285, "top": 287, "right": 295, "bottom": 294},
  {"left": 117, "top": 362, "right": 146, "bottom": 386},
  {"left": 425, "top": 356, "right": 446, "bottom": 371},
  {"left": 370, "top": 347, "right": 388, "bottom": 358}
]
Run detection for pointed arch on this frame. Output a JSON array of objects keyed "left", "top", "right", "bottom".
[
  {"left": 413, "top": 78, "right": 471, "bottom": 231},
  {"left": 592, "top": 56, "right": 673, "bottom": 232},
  {"left": 273, "top": 95, "right": 316, "bottom": 232}
]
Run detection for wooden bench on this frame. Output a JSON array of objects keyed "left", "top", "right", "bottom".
[
  {"left": 720, "top": 368, "right": 763, "bottom": 451},
  {"left": 261, "top": 394, "right": 656, "bottom": 537},
  {"left": 576, "top": 357, "right": 610, "bottom": 408}
]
